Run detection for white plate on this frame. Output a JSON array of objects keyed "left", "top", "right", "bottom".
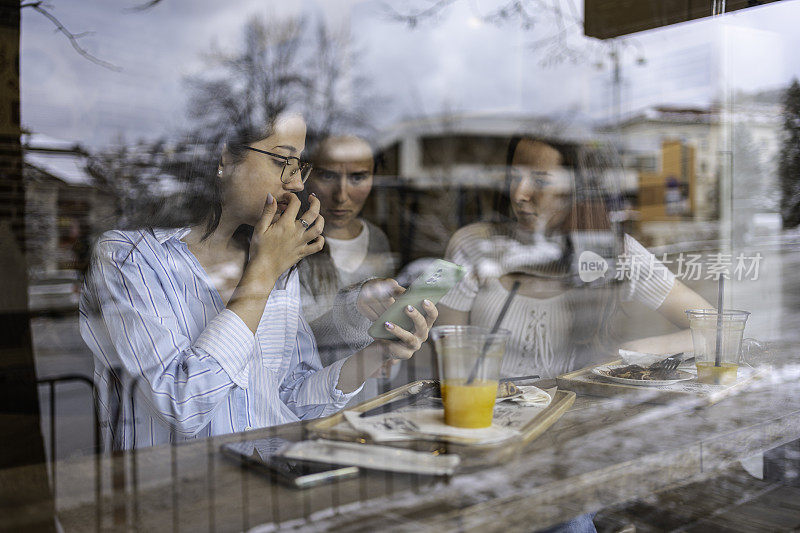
[{"left": 592, "top": 364, "right": 695, "bottom": 387}]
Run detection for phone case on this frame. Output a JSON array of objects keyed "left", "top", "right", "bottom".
[{"left": 368, "top": 259, "right": 465, "bottom": 341}]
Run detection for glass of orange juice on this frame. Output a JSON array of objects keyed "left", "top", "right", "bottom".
[{"left": 431, "top": 325, "right": 510, "bottom": 428}]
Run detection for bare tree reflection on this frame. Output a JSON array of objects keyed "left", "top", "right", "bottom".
[{"left": 86, "top": 13, "right": 380, "bottom": 232}]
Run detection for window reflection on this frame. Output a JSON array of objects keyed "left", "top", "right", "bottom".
[{"left": 6, "top": 1, "right": 800, "bottom": 531}]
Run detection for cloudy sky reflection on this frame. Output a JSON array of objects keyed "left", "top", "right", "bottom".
[{"left": 21, "top": 0, "right": 800, "bottom": 148}]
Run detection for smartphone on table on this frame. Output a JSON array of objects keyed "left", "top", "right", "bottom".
[
  {"left": 368, "top": 259, "right": 465, "bottom": 341},
  {"left": 221, "top": 438, "right": 359, "bottom": 489}
]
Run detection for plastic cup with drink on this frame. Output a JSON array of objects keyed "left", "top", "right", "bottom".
[
  {"left": 685, "top": 309, "right": 764, "bottom": 385},
  {"left": 431, "top": 325, "right": 510, "bottom": 428}
]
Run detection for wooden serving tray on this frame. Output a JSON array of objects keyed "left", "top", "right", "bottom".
[
  {"left": 556, "top": 359, "right": 766, "bottom": 406},
  {"left": 308, "top": 380, "right": 575, "bottom": 467}
]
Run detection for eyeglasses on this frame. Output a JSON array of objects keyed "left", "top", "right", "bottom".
[{"left": 244, "top": 147, "right": 313, "bottom": 184}]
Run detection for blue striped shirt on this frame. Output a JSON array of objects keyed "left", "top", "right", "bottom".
[{"left": 79, "top": 228, "right": 361, "bottom": 450}]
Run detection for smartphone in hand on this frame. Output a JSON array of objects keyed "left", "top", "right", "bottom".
[{"left": 368, "top": 259, "right": 465, "bottom": 341}]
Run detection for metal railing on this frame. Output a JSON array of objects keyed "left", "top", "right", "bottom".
[{"left": 37, "top": 374, "right": 102, "bottom": 532}]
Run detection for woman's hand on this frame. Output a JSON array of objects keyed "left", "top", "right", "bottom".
[
  {"left": 228, "top": 193, "right": 324, "bottom": 334},
  {"left": 249, "top": 193, "right": 325, "bottom": 280},
  {"left": 336, "top": 300, "right": 439, "bottom": 393},
  {"left": 356, "top": 278, "right": 405, "bottom": 320},
  {"left": 378, "top": 299, "right": 438, "bottom": 361}
]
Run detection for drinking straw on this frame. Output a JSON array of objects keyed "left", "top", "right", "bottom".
[
  {"left": 465, "top": 280, "right": 520, "bottom": 385},
  {"left": 714, "top": 276, "right": 724, "bottom": 367}
]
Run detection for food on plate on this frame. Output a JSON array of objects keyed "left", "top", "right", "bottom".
[
  {"left": 496, "top": 381, "right": 519, "bottom": 398},
  {"left": 605, "top": 364, "right": 681, "bottom": 381}
]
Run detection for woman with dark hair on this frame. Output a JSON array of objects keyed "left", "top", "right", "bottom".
[
  {"left": 298, "top": 135, "right": 400, "bottom": 402},
  {"left": 438, "top": 136, "right": 711, "bottom": 379},
  {"left": 79, "top": 113, "right": 436, "bottom": 450}
]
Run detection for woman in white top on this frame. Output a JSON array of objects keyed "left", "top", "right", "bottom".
[
  {"left": 299, "top": 135, "right": 400, "bottom": 401},
  {"left": 438, "top": 137, "right": 711, "bottom": 379},
  {"left": 80, "top": 114, "right": 436, "bottom": 450}
]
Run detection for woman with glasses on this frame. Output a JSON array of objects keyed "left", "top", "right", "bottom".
[
  {"left": 79, "top": 113, "right": 436, "bottom": 450},
  {"left": 298, "top": 135, "right": 400, "bottom": 404}
]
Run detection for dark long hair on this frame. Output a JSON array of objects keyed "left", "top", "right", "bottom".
[
  {"left": 493, "top": 136, "right": 578, "bottom": 224},
  {"left": 196, "top": 120, "right": 278, "bottom": 240},
  {"left": 115, "top": 116, "right": 280, "bottom": 264},
  {"left": 493, "top": 135, "right": 621, "bottom": 356},
  {"left": 489, "top": 136, "right": 580, "bottom": 279}
]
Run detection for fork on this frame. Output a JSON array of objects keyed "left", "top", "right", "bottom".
[{"left": 648, "top": 353, "right": 684, "bottom": 371}]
